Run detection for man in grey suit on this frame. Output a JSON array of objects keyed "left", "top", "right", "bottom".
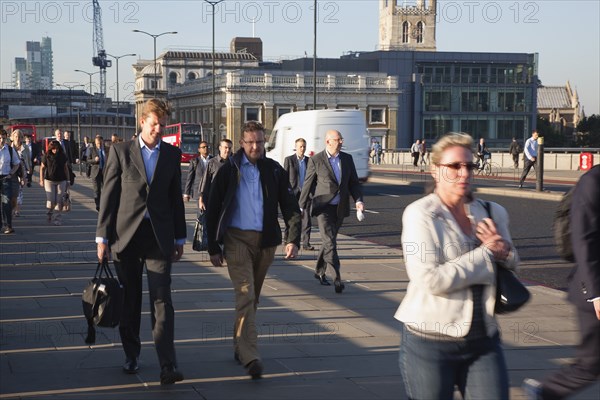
[
  {"left": 284, "top": 138, "right": 313, "bottom": 250},
  {"left": 96, "top": 99, "right": 186, "bottom": 385},
  {"left": 299, "top": 130, "right": 365, "bottom": 293},
  {"left": 183, "top": 140, "right": 212, "bottom": 202}
]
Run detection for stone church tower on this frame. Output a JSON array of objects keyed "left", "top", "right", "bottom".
[{"left": 379, "top": 0, "right": 437, "bottom": 51}]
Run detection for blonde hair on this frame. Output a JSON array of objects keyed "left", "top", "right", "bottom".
[
  {"left": 430, "top": 133, "right": 473, "bottom": 165},
  {"left": 141, "top": 98, "right": 171, "bottom": 119}
]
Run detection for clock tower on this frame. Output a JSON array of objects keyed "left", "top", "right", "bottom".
[{"left": 379, "top": 0, "right": 437, "bottom": 51}]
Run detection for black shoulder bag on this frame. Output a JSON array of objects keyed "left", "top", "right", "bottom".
[{"left": 481, "top": 201, "right": 531, "bottom": 314}]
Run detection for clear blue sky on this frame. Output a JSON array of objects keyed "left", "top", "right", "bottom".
[{"left": 1, "top": 0, "right": 598, "bottom": 115}]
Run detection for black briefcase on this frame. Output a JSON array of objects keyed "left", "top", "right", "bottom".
[{"left": 82, "top": 259, "right": 123, "bottom": 344}]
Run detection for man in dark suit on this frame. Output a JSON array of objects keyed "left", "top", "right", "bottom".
[
  {"left": 299, "top": 130, "right": 365, "bottom": 293},
  {"left": 523, "top": 165, "right": 600, "bottom": 399},
  {"left": 198, "top": 139, "right": 232, "bottom": 211},
  {"left": 284, "top": 138, "right": 313, "bottom": 250},
  {"left": 96, "top": 99, "right": 186, "bottom": 385},
  {"left": 55, "top": 129, "right": 75, "bottom": 164},
  {"left": 24, "top": 134, "right": 41, "bottom": 187},
  {"left": 183, "top": 140, "right": 212, "bottom": 202},
  {"left": 87, "top": 135, "right": 107, "bottom": 211}
]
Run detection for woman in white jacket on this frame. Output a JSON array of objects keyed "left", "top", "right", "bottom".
[{"left": 395, "top": 133, "right": 519, "bottom": 399}]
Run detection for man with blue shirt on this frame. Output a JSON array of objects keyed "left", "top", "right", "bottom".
[
  {"left": 96, "top": 99, "right": 186, "bottom": 385},
  {"left": 519, "top": 130, "right": 539, "bottom": 188},
  {"left": 206, "top": 121, "right": 301, "bottom": 380}
]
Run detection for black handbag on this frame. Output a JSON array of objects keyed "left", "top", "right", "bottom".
[
  {"left": 481, "top": 201, "right": 531, "bottom": 314},
  {"left": 192, "top": 211, "right": 208, "bottom": 251},
  {"left": 82, "top": 259, "right": 123, "bottom": 344}
]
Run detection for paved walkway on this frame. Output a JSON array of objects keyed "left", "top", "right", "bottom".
[{"left": 0, "top": 171, "right": 598, "bottom": 399}]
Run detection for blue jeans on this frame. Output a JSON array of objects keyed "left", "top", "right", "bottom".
[{"left": 399, "top": 324, "right": 509, "bottom": 400}]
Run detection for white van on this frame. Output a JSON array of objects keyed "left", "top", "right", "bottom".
[{"left": 266, "top": 110, "right": 370, "bottom": 181}]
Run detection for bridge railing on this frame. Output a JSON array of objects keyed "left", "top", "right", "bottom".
[{"left": 378, "top": 148, "right": 600, "bottom": 171}]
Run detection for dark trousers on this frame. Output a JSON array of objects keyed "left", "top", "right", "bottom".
[
  {"left": 284, "top": 197, "right": 312, "bottom": 247},
  {"left": 412, "top": 152, "right": 419, "bottom": 167},
  {"left": 92, "top": 172, "right": 103, "bottom": 211},
  {"left": 113, "top": 219, "right": 177, "bottom": 369},
  {"left": 315, "top": 205, "right": 344, "bottom": 277},
  {"left": 520, "top": 158, "right": 536, "bottom": 185},
  {"left": 0, "top": 176, "right": 13, "bottom": 228},
  {"left": 541, "top": 305, "right": 600, "bottom": 399},
  {"left": 512, "top": 153, "right": 519, "bottom": 168}
]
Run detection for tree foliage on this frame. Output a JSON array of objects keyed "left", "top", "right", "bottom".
[
  {"left": 576, "top": 114, "right": 600, "bottom": 147},
  {"left": 536, "top": 116, "right": 569, "bottom": 147}
]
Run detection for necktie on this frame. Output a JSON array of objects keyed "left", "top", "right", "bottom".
[{"left": 99, "top": 149, "right": 104, "bottom": 169}]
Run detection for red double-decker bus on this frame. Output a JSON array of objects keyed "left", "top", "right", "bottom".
[
  {"left": 9, "top": 124, "right": 37, "bottom": 142},
  {"left": 162, "top": 123, "right": 203, "bottom": 163}
]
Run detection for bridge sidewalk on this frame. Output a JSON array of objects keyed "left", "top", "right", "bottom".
[{"left": 0, "top": 173, "right": 598, "bottom": 399}]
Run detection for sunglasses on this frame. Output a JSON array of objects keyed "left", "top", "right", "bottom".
[{"left": 437, "top": 162, "right": 478, "bottom": 171}]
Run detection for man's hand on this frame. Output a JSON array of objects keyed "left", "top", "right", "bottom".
[
  {"left": 210, "top": 253, "right": 224, "bottom": 267},
  {"left": 594, "top": 298, "right": 600, "bottom": 320},
  {"left": 198, "top": 198, "right": 206, "bottom": 211},
  {"left": 172, "top": 244, "right": 184, "bottom": 261},
  {"left": 284, "top": 243, "right": 298, "bottom": 259},
  {"left": 183, "top": 194, "right": 190, "bottom": 202},
  {"left": 97, "top": 242, "right": 110, "bottom": 261}
]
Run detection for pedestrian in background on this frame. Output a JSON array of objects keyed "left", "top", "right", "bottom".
[
  {"left": 87, "top": 135, "right": 107, "bottom": 211},
  {"left": 395, "top": 133, "right": 519, "bottom": 399},
  {"left": 183, "top": 140, "right": 212, "bottom": 203},
  {"left": 198, "top": 139, "right": 232, "bottom": 212},
  {"left": 299, "top": 129, "right": 365, "bottom": 293},
  {"left": 10, "top": 129, "right": 30, "bottom": 217},
  {"left": 39, "top": 140, "right": 69, "bottom": 226},
  {"left": 96, "top": 98, "right": 186, "bottom": 385},
  {"left": 284, "top": 137, "right": 314, "bottom": 250},
  {"left": 24, "top": 134, "right": 41, "bottom": 187},
  {"left": 0, "top": 130, "right": 21, "bottom": 234},
  {"left": 410, "top": 139, "right": 421, "bottom": 167},
  {"left": 509, "top": 137, "right": 521, "bottom": 169},
  {"left": 519, "top": 130, "right": 538, "bottom": 188},
  {"left": 523, "top": 164, "right": 600, "bottom": 399},
  {"left": 206, "top": 121, "right": 301, "bottom": 379}
]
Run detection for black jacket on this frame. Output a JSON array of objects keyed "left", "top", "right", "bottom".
[{"left": 206, "top": 148, "right": 301, "bottom": 256}]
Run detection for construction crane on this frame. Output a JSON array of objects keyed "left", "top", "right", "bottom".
[{"left": 92, "top": 0, "right": 111, "bottom": 96}]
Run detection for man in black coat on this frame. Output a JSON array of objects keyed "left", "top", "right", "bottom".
[
  {"left": 284, "top": 138, "right": 313, "bottom": 250},
  {"left": 24, "top": 134, "right": 41, "bottom": 187},
  {"left": 524, "top": 165, "right": 600, "bottom": 398},
  {"left": 87, "top": 135, "right": 107, "bottom": 211}
]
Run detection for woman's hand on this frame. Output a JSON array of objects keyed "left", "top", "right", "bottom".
[{"left": 476, "top": 218, "right": 510, "bottom": 261}]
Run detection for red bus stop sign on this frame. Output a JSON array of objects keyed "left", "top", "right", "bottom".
[{"left": 579, "top": 153, "right": 594, "bottom": 171}]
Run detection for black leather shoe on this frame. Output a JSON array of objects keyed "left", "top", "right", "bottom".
[
  {"left": 246, "top": 359, "right": 263, "bottom": 380},
  {"left": 334, "top": 277, "right": 345, "bottom": 293},
  {"left": 122, "top": 358, "right": 139, "bottom": 374},
  {"left": 303, "top": 245, "right": 315, "bottom": 251},
  {"left": 160, "top": 366, "right": 184, "bottom": 385},
  {"left": 314, "top": 273, "right": 331, "bottom": 286}
]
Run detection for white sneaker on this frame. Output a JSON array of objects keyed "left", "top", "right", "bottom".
[{"left": 522, "top": 378, "right": 543, "bottom": 400}]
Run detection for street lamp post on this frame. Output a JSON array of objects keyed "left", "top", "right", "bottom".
[
  {"left": 55, "top": 83, "right": 84, "bottom": 135},
  {"left": 74, "top": 69, "right": 99, "bottom": 140},
  {"left": 107, "top": 53, "right": 136, "bottom": 138},
  {"left": 132, "top": 30, "right": 177, "bottom": 98},
  {"left": 313, "top": 0, "right": 317, "bottom": 108},
  {"left": 203, "top": 0, "right": 224, "bottom": 150}
]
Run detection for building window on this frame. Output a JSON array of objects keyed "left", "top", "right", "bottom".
[
  {"left": 402, "top": 21, "right": 409, "bottom": 43},
  {"left": 369, "top": 107, "right": 386, "bottom": 124},
  {"left": 460, "top": 119, "right": 489, "bottom": 138},
  {"left": 416, "top": 21, "right": 424, "bottom": 44},
  {"left": 424, "top": 118, "right": 453, "bottom": 140},
  {"left": 169, "top": 72, "right": 177, "bottom": 86},
  {"left": 187, "top": 72, "right": 197, "bottom": 81},
  {"left": 497, "top": 118, "right": 525, "bottom": 139},
  {"left": 277, "top": 107, "right": 292, "bottom": 119},
  {"left": 244, "top": 106, "right": 261, "bottom": 122},
  {"left": 461, "top": 91, "right": 489, "bottom": 112},
  {"left": 425, "top": 91, "right": 451, "bottom": 112}
]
